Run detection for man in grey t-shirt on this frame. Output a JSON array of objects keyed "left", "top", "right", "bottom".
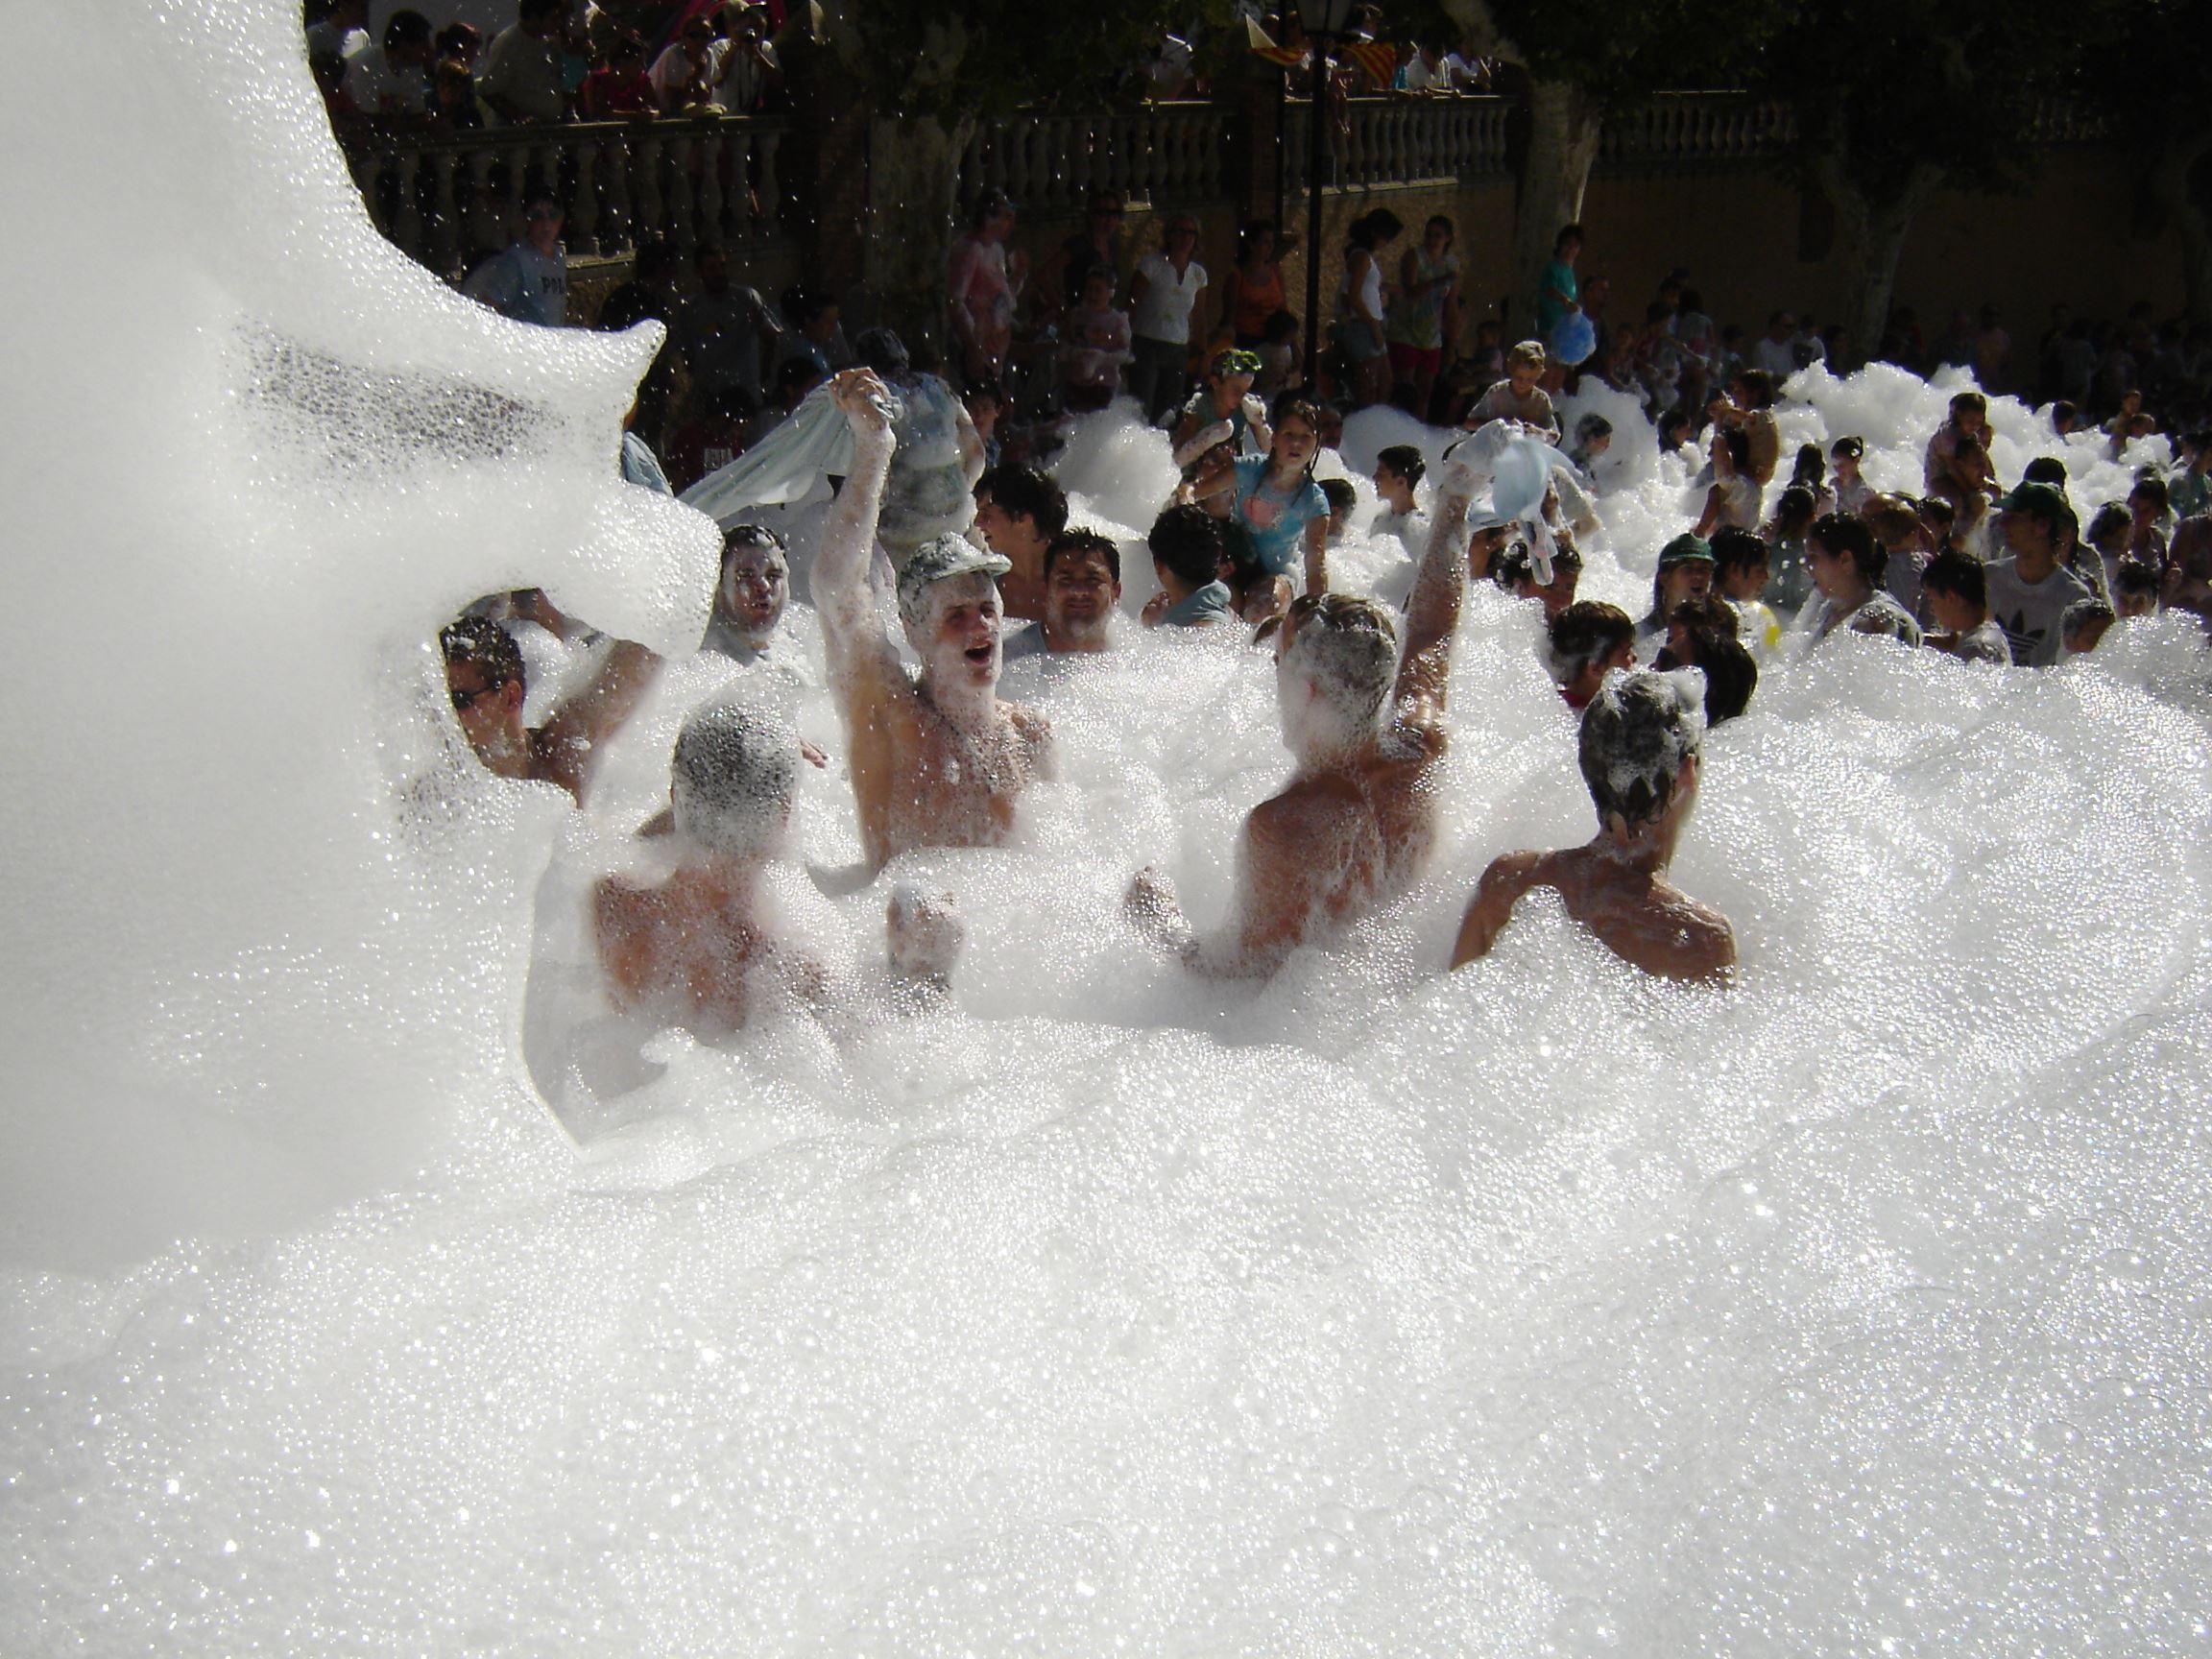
[{"left": 1986, "top": 483, "right": 2096, "bottom": 666}]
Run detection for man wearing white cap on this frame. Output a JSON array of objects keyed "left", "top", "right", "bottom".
[{"left": 814, "top": 369, "right": 1055, "bottom": 873}]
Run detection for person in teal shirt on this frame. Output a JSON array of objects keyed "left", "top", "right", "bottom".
[{"left": 1534, "top": 222, "right": 1583, "bottom": 340}]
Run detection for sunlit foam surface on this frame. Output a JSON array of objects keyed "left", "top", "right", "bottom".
[{"left": 5, "top": 5, "right": 2212, "bottom": 1652}]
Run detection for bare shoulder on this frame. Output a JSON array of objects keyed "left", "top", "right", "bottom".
[
  {"left": 1250, "top": 775, "right": 1367, "bottom": 847},
  {"left": 1478, "top": 847, "right": 1552, "bottom": 902},
  {"left": 1650, "top": 888, "right": 1739, "bottom": 981}
]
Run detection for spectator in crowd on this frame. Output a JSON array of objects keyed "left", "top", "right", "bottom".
[
  {"left": 1002, "top": 530, "right": 1126, "bottom": 664},
  {"left": 1142, "top": 505, "right": 1237, "bottom": 630},
  {"left": 675, "top": 243, "right": 777, "bottom": 411},
  {"left": 1439, "top": 317, "right": 1505, "bottom": 424},
  {"left": 461, "top": 187, "right": 568, "bottom": 325},
  {"left": 1128, "top": 214, "right": 1210, "bottom": 422},
  {"left": 347, "top": 8, "right": 435, "bottom": 119},
  {"left": 304, "top": 0, "right": 369, "bottom": 64},
  {"left": 1253, "top": 309, "right": 1302, "bottom": 399},
  {"left": 1987, "top": 483, "right": 2100, "bottom": 665},
  {"left": 2126, "top": 475, "right": 2174, "bottom": 571},
  {"left": 1191, "top": 398, "right": 1332, "bottom": 617},
  {"left": 1829, "top": 435, "right": 1873, "bottom": 517},
  {"left": 1724, "top": 369, "right": 1782, "bottom": 486},
  {"left": 973, "top": 463, "right": 1070, "bottom": 622},
  {"left": 948, "top": 189, "right": 1024, "bottom": 388},
  {"left": 1334, "top": 209, "right": 1401, "bottom": 409},
  {"left": 2114, "top": 558, "right": 2163, "bottom": 619},
  {"left": 1059, "top": 265, "right": 1134, "bottom": 413},
  {"left": 2169, "top": 429, "right": 2211, "bottom": 521},
  {"left": 1544, "top": 599, "right": 1636, "bottom": 709},
  {"left": 648, "top": 11, "right": 720, "bottom": 110},
  {"left": 665, "top": 386, "right": 756, "bottom": 495},
  {"left": 1453, "top": 668, "right": 1735, "bottom": 982},
  {"left": 430, "top": 56, "right": 482, "bottom": 128},
  {"left": 1386, "top": 215, "right": 1460, "bottom": 419},
  {"left": 1920, "top": 546, "right": 2012, "bottom": 664},
  {"left": 434, "top": 20, "right": 480, "bottom": 69},
  {"left": 1712, "top": 527, "right": 1782, "bottom": 656},
  {"left": 773, "top": 286, "right": 844, "bottom": 382},
  {"left": 478, "top": 0, "right": 568, "bottom": 125},
  {"left": 2059, "top": 596, "right": 2116, "bottom": 656},
  {"left": 717, "top": 4, "right": 781, "bottom": 114},
  {"left": 1220, "top": 220, "right": 1286, "bottom": 350},
  {"left": 1044, "top": 191, "right": 1128, "bottom": 313},
  {"left": 963, "top": 380, "right": 1005, "bottom": 469},
  {"left": 439, "top": 612, "right": 659, "bottom": 806},
  {"left": 1801, "top": 512, "right": 1922, "bottom": 648},
  {"left": 1924, "top": 391, "right": 2003, "bottom": 536},
  {"left": 578, "top": 31, "right": 656, "bottom": 119},
  {"left": 1534, "top": 224, "right": 1582, "bottom": 342},
  {"left": 1749, "top": 311, "right": 1798, "bottom": 381},
  {"left": 1694, "top": 426, "right": 1761, "bottom": 539}
]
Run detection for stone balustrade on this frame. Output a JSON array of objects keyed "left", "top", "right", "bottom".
[
  {"left": 1597, "top": 95, "right": 1796, "bottom": 171},
  {"left": 1281, "top": 96, "right": 1512, "bottom": 195},
  {"left": 957, "top": 104, "right": 1236, "bottom": 215},
  {"left": 338, "top": 114, "right": 788, "bottom": 275}
]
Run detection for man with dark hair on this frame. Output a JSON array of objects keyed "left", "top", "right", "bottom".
[
  {"left": 1545, "top": 599, "right": 1635, "bottom": 709},
  {"left": 462, "top": 186, "right": 567, "bottom": 325},
  {"left": 1125, "top": 445, "right": 1481, "bottom": 975},
  {"left": 1142, "top": 505, "right": 1235, "bottom": 629},
  {"left": 1987, "top": 482, "right": 2098, "bottom": 665},
  {"left": 1453, "top": 668, "right": 1735, "bottom": 982},
  {"left": 1002, "top": 530, "right": 1124, "bottom": 663},
  {"left": 477, "top": 0, "right": 567, "bottom": 125},
  {"left": 439, "top": 612, "right": 660, "bottom": 806},
  {"left": 1495, "top": 540, "right": 1582, "bottom": 621},
  {"left": 973, "top": 463, "right": 1070, "bottom": 620},
  {"left": 812, "top": 370, "right": 1053, "bottom": 873},
  {"left": 1921, "top": 547, "right": 2011, "bottom": 663}
]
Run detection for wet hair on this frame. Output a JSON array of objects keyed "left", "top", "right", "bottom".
[
  {"left": 975, "top": 464, "right": 1069, "bottom": 541},
  {"left": 1280, "top": 592, "right": 1400, "bottom": 737},
  {"left": 1505, "top": 340, "right": 1548, "bottom": 373},
  {"left": 1147, "top": 504, "right": 1226, "bottom": 589},
  {"left": 1578, "top": 668, "right": 1706, "bottom": 830},
  {"left": 1921, "top": 546, "right": 1985, "bottom": 607},
  {"left": 1831, "top": 434, "right": 1864, "bottom": 461},
  {"left": 1791, "top": 444, "right": 1826, "bottom": 488},
  {"left": 2021, "top": 455, "right": 2068, "bottom": 486},
  {"left": 1348, "top": 208, "right": 1404, "bottom": 250},
  {"left": 1376, "top": 444, "right": 1427, "bottom": 487},
  {"left": 1044, "top": 527, "right": 1120, "bottom": 584},
  {"left": 2061, "top": 596, "right": 2116, "bottom": 649},
  {"left": 1771, "top": 485, "right": 1816, "bottom": 536},
  {"left": 1732, "top": 369, "right": 1775, "bottom": 409},
  {"left": 1810, "top": 512, "right": 1886, "bottom": 584},
  {"left": 1546, "top": 600, "right": 1634, "bottom": 685},
  {"left": 1657, "top": 410, "right": 1691, "bottom": 449},
  {"left": 1697, "top": 638, "right": 1757, "bottom": 725},
  {"left": 439, "top": 614, "right": 524, "bottom": 696},
  {"left": 1711, "top": 527, "right": 1768, "bottom": 582},
  {"left": 1573, "top": 413, "right": 1613, "bottom": 448},
  {"left": 1318, "top": 477, "right": 1358, "bottom": 517},
  {"left": 670, "top": 700, "right": 797, "bottom": 860}
]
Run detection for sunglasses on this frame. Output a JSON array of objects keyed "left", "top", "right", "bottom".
[{"left": 449, "top": 681, "right": 502, "bottom": 713}]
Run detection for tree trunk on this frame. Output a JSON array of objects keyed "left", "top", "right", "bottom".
[
  {"left": 1816, "top": 154, "right": 1944, "bottom": 368},
  {"left": 2150, "top": 136, "right": 2212, "bottom": 329},
  {"left": 1509, "top": 78, "right": 1600, "bottom": 336},
  {"left": 865, "top": 112, "right": 978, "bottom": 353}
]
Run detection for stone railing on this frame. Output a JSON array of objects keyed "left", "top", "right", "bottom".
[
  {"left": 957, "top": 104, "right": 1236, "bottom": 215},
  {"left": 1282, "top": 96, "right": 1512, "bottom": 194},
  {"left": 338, "top": 114, "right": 790, "bottom": 275},
  {"left": 1596, "top": 94, "right": 1796, "bottom": 171}
]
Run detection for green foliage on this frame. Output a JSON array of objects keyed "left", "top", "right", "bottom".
[
  {"left": 827, "top": 0, "right": 1240, "bottom": 122},
  {"left": 1481, "top": 0, "right": 1789, "bottom": 108},
  {"left": 1763, "top": 0, "right": 2089, "bottom": 206}
]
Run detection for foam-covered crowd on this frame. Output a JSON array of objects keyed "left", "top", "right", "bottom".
[{"left": 438, "top": 260, "right": 2212, "bottom": 1039}]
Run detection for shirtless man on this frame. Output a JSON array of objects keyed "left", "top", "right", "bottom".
[
  {"left": 440, "top": 613, "right": 659, "bottom": 806},
  {"left": 1123, "top": 448, "right": 1479, "bottom": 975},
  {"left": 815, "top": 368, "right": 1054, "bottom": 872},
  {"left": 593, "top": 700, "right": 964, "bottom": 1031},
  {"left": 1452, "top": 667, "right": 1735, "bottom": 983}
]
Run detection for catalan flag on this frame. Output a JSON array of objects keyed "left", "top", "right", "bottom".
[
  {"left": 1243, "top": 17, "right": 1305, "bottom": 70},
  {"left": 1342, "top": 38, "right": 1398, "bottom": 88}
]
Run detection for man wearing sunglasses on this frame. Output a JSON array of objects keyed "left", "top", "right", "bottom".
[
  {"left": 462, "top": 189, "right": 569, "bottom": 326},
  {"left": 439, "top": 612, "right": 660, "bottom": 807}
]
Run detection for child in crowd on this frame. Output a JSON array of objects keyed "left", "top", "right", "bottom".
[
  {"left": 1568, "top": 413, "right": 1613, "bottom": 474},
  {"left": 1372, "top": 445, "right": 1428, "bottom": 551},
  {"left": 1059, "top": 265, "right": 1132, "bottom": 413},
  {"left": 1829, "top": 435, "right": 1874, "bottom": 517},
  {"left": 2060, "top": 596, "right": 2116, "bottom": 656},
  {"left": 1802, "top": 512, "right": 1923, "bottom": 647},
  {"left": 2114, "top": 559, "right": 2162, "bottom": 618},
  {"left": 1712, "top": 527, "right": 1783, "bottom": 654},
  {"left": 1920, "top": 547, "right": 2012, "bottom": 664}
]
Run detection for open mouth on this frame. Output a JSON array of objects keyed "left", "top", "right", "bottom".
[{"left": 965, "top": 644, "right": 995, "bottom": 666}]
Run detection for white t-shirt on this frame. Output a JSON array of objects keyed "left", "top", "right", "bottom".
[
  {"left": 1131, "top": 252, "right": 1208, "bottom": 345},
  {"left": 650, "top": 40, "right": 729, "bottom": 108},
  {"left": 346, "top": 51, "right": 429, "bottom": 116},
  {"left": 1750, "top": 335, "right": 1796, "bottom": 381}
]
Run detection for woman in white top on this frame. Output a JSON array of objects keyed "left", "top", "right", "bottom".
[
  {"left": 1694, "top": 425, "right": 1763, "bottom": 539},
  {"left": 1334, "top": 207, "right": 1402, "bottom": 409},
  {"left": 1126, "top": 215, "right": 1208, "bottom": 424}
]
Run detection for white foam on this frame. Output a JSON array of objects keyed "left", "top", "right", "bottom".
[{"left": 5, "top": 7, "right": 2212, "bottom": 1654}]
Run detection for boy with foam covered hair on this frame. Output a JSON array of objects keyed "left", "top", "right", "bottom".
[{"left": 1454, "top": 668, "right": 1736, "bottom": 982}]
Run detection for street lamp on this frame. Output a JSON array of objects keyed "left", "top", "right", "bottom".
[{"left": 1296, "top": 0, "right": 1361, "bottom": 396}]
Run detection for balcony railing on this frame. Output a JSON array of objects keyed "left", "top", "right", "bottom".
[
  {"left": 957, "top": 104, "right": 1237, "bottom": 214},
  {"left": 338, "top": 113, "right": 790, "bottom": 276},
  {"left": 1282, "top": 97, "right": 1513, "bottom": 195},
  {"left": 1597, "top": 95, "right": 1796, "bottom": 171}
]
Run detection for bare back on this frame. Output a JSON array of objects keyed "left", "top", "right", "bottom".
[
  {"left": 593, "top": 875, "right": 823, "bottom": 1031},
  {"left": 1454, "top": 845, "right": 1736, "bottom": 983}
]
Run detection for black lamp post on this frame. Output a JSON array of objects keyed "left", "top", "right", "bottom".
[{"left": 1297, "top": 0, "right": 1360, "bottom": 395}]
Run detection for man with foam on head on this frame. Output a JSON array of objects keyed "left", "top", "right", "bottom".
[
  {"left": 814, "top": 369, "right": 1054, "bottom": 874},
  {"left": 1001, "top": 530, "right": 1125, "bottom": 665},
  {"left": 439, "top": 613, "right": 660, "bottom": 807},
  {"left": 1123, "top": 445, "right": 1483, "bottom": 976},
  {"left": 1453, "top": 668, "right": 1736, "bottom": 982}
]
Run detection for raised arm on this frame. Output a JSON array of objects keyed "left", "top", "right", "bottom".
[
  {"left": 811, "top": 368, "right": 901, "bottom": 691},
  {"left": 952, "top": 393, "right": 987, "bottom": 490},
  {"left": 1451, "top": 850, "right": 1544, "bottom": 967},
  {"left": 1303, "top": 515, "right": 1329, "bottom": 598},
  {"left": 538, "top": 637, "right": 662, "bottom": 805},
  {"left": 1395, "top": 468, "right": 1474, "bottom": 712}
]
